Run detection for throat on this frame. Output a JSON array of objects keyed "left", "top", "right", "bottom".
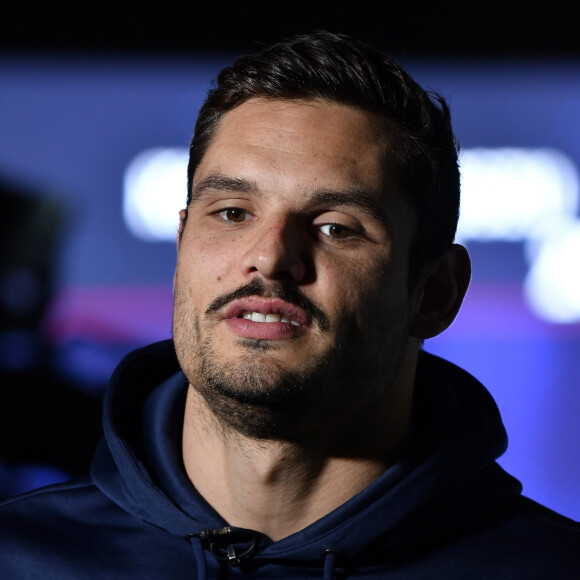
[{"left": 181, "top": 386, "right": 395, "bottom": 541}]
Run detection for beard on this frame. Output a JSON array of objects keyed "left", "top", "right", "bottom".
[{"left": 173, "top": 277, "right": 410, "bottom": 441}]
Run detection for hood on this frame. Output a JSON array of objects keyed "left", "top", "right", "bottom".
[{"left": 91, "top": 339, "right": 522, "bottom": 575}]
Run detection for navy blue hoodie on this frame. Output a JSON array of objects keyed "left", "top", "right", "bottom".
[{"left": 1, "top": 340, "right": 578, "bottom": 578}]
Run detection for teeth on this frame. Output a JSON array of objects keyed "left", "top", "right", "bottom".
[{"left": 242, "top": 311, "right": 300, "bottom": 325}]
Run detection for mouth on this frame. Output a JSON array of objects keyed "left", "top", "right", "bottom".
[
  {"left": 240, "top": 311, "right": 301, "bottom": 326},
  {"left": 223, "top": 297, "right": 310, "bottom": 335}
]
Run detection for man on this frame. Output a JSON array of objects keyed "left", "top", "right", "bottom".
[{"left": 1, "top": 31, "right": 578, "bottom": 578}]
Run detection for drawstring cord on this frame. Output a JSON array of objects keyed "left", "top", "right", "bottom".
[
  {"left": 322, "top": 549, "right": 337, "bottom": 580},
  {"left": 199, "top": 526, "right": 260, "bottom": 566},
  {"left": 188, "top": 530, "right": 338, "bottom": 579},
  {"left": 187, "top": 526, "right": 261, "bottom": 577},
  {"left": 187, "top": 534, "right": 207, "bottom": 580}
]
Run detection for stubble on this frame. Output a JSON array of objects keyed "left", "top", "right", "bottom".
[{"left": 173, "top": 277, "right": 410, "bottom": 442}]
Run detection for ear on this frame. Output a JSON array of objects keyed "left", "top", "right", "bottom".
[
  {"left": 176, "top": 209, "right": 188, "bottom": 251},
  {"left": 173, "top": 209, "right": 188, "bottom": 293},
  {"left": 410, "top": 244, "right": 471, "bottom": 340}
]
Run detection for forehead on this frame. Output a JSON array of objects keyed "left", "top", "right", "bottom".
[
  {"left": 193, "top": 98, "right": 397, "bottom": 197},
  {"left": 213, "top": 97, "right": 386, "bottom": 149}
]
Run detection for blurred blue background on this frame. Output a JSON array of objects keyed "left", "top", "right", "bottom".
[{"left": 0, "top": 7, "right": 578, "bottom": 522}]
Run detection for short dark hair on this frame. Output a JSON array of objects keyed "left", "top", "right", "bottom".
[{"left": 186, "top": 31, "right": 460, "bottom": 288}]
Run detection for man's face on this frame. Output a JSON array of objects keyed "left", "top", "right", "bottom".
[{"left": 173, "top": 98, "right": 417, "bottom": 439}]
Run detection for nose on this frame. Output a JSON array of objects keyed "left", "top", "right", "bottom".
[{"left": 239, "top": 216, "right": 308, "bottom": 283}]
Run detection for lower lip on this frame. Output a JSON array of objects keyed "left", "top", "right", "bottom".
[{"left": 225, "top": 318, "right": 306, "bottom": 340}]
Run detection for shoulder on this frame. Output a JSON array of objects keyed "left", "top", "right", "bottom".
[
  {"left": 392, "top": 489, "right": 579, "bottom": 577},
  {"left": 455, "top": 495, "right": 580, "bottom": 577},
  {"left": 505, "top": 495, "right": 579, "bottom": 547},
  {"left": 0, "top": 476, "right": 132, "bottom": 545},
  {"left": 0, "top": 477, "right": 137, "bottom": 577},
  {"left": 0, "top": 477, "right": 197, "bottom": 579},
  {"left": 0, "top": 476, "right": 108, "bottom": 521}
]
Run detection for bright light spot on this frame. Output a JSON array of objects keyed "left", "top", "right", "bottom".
[
  {"left": 457, "top": 148, "right": 579, "bottom": 243},
  {"left": 123, "top": 148, "right": 188, "bottom": 241},
  {"left": 457, "top": 147, "right": 580, "bottom": 324},
  {"left": 524, "top": 222, "right": 580, "bottom": 323}
]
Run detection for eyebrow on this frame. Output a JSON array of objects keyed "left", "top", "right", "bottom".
[
  {"left": 309, "top": 189, "right": 388, "bottom": 223},
  {"left": 191, "top": 173, "right": 389, "bottom": 223},
  {"left": 192, "top": 175, "right": 258, "bottom": 201}
]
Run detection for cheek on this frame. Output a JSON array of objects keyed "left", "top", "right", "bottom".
[
  {"left": 325, "top": 249, "right": 392, "bottom": 288},
  {"left": 183, "top": 235, "right": 234, "bottom": 280},
  {"left": 333, "top": 254, "right": 406, "bottom": 322},
  {"left": 315, "top": 255, "right": 383, "bottom": 315}
]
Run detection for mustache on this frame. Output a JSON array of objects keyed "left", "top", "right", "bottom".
[{"left": 205, "top": 278, "right": 330, "bottom": 331}]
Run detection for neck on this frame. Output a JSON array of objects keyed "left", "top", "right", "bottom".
[{"left": 182, "top": 343, "right": 417, "bottom": 541}]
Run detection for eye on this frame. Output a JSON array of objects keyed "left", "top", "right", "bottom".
[
  {"left": 218, "top": 207, "right": 250, "bottom": 223},
  {"left": 318, "top": 223, "right": 351, "bottom": 239}
]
